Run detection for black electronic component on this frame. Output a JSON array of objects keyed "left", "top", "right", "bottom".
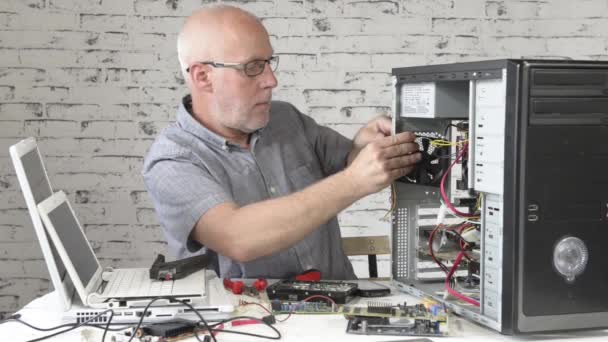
[
  {"left": 265, "top": 280, "right": 358, "bottom": 304},
  {"left": 149, "top": 253, "right": 209, "bottom": 280},
  {"left": 356, "top": 280, "right": 391, "bottom": 297},
  {"left": 138, "top": 319, "right": 198, "bottom": 339}
]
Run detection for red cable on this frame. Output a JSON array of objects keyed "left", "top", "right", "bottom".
[
  {"left": 204, "top": 318, "right": 264, "bottom": 338},
  {"left": 428, "top": 224, "right": 449, "bottom": 274},
  {"left": 444, "top": 250, "right": 480, "bottom": 307},
  {"left": 439, "top": 143, "right": 477, "bottom": 217},
  {"left": 231, "top": 319, "right": 260, "bottom": 327}
]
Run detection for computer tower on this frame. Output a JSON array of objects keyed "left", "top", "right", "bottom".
[{"left": 390, "top": 59, "right": 608, "bottom": 334}]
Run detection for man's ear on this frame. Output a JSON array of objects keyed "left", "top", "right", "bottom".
[{"left": 191, "top": 65, "right": 213, "bottom": 92}]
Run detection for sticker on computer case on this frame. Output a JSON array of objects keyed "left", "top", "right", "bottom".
[{"left": 400, "top": 82, "right": 435, "bottom": 118}]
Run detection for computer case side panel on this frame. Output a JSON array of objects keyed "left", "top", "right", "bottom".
[{"left": 498, "top": 60, "right": 522, "bottom": 335}]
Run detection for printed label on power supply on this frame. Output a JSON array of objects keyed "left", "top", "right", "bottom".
[{"left": 400, "top": 83, "right": 435, "bottom": 118}]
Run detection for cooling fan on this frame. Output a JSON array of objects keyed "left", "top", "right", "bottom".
[{"left": 402, "top": 132, "right": 450, "bottom": 187}]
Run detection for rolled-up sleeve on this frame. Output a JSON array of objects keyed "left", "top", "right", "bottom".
[
  {"left": 287, "top": 103, "right": 353, "bottom": 176},
  {"left": 143, "top": 152, "right": 231, "bottom": 258},
  {"left": 313, "top": 124, "right": 352, "bottom": 175}
]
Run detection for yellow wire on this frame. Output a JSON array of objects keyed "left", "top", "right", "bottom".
[
  {"left": 383, "top": 184, "right": 396, "bottom": 219},
  {"left": 430, "top": 139, "right": 468, "bottom": 147},
  {"left": 475, "top": 193, "right": 483, "bottom": 211}
]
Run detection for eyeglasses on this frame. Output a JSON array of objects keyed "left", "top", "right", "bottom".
[{"left": 186, "top": 56, "right": 279, "bottom": 77}]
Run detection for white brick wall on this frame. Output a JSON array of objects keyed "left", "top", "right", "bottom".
[{"left": 1, "top": 0, "right": 608, "bottom": 318}]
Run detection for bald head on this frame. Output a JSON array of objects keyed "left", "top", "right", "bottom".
[{"left": 177, "top": 5, "right": 269, "bottom": 82}]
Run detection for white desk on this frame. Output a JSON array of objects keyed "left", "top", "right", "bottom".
[{"left": 3, "top": 286, "right": 608, "bottom": 342}]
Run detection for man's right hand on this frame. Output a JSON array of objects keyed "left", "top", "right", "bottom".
[{"left": 344, "top": 131, "right": 421, "bottom": 197}]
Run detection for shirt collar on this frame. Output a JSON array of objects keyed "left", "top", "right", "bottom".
[{"left": 177, "top": 95, "right": 242, "bottom": 151}]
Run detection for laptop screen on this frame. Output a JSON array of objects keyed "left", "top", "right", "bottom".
[
  {"left": 46, "top": 201, "right": 99, "bottom": 287},
  {"left": 22, "top": 149, "right": 53, "bottom": 203},
  {"left": 21, "top": 148, "right": 68, "bottom": 281}
]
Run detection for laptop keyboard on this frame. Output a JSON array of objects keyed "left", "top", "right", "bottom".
[{"left": 102, "top": 268, "right": 175, "bottom": 298}]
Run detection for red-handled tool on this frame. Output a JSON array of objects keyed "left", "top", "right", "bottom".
[
  {"left": 223, "top": 278, "right": 268, "bottom": 296},
  {"left": 294, "top": 269, "right": 321, "bottom": 282},
  {"left": 223, "top": 278, "right": 244, "bottom": 294},
  {"left": 252, "top": 278, "right": 268, "bottom": 291}
]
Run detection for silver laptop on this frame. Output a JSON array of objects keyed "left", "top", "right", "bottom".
[
  {"left": 9, "top": 137, "right": 74, "bottom": 311},
  {"left": 38, "top": 187, "right": 212, "bottom": 307},
  {"left": 59, "top": 275, "right": 233, "bottom": 324},
  {"left": 10, "top": 138, "right": 233, "bottom": 323}
]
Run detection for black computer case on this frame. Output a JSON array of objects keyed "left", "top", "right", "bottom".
[{"left": 390, "top": 59, "right": 608, "bottom": 334}]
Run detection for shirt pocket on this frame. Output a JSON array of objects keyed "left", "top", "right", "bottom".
[
  {"left": 287, "top": 162, "right": 318, "bottom": 190},
  {"left": 228, "top": 166, "right": 268, "bottom": 205}
]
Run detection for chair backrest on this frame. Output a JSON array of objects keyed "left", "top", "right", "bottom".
[{"left": 342, "top": 235, "right": 390, "bottom": 278}]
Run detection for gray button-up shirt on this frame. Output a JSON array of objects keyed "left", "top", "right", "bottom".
[{"left": 143, "top": 96, "right": 356, "bottom": 280}]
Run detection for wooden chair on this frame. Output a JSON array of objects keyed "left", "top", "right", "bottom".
[{"left": 342, "top": 235, "right": 391, "bottom": 278}]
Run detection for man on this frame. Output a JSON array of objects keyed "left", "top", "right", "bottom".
[{"left": 143, "top": 5, "right": 421, "bottom": 279}]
